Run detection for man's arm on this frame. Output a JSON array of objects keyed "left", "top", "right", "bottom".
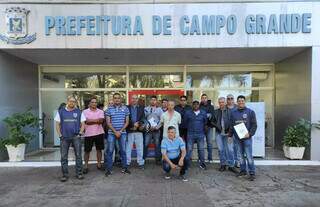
[
  {"left": 162, "top": 153, "right": 176, "bottom": 168},
  {"left": 249, "top": 110, "right": 257, "bottom": 137},
  {"left": 79, "top": 122, "right": 85, "bottom": 135},
  {"left": 55, "top": 121, "right": 62, "bottom": 138},
  {"left": 106, "top": 116, "right": 117, "bottom": 134},
  {"left": 86, "top": 118, "right": 104, "bottom": 125},
  {"left": 120, "top": 115, "right": 129, "bottom": 133}
]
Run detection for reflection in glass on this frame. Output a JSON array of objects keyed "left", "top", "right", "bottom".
[{"left": 130, "top": 73, "right": 183, "bottom": 88}]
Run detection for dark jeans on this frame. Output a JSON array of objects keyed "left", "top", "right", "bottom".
[
  {"left": 60, "top": 136, "right": 83, "bottom": 176},
  {"left": 179, "top": 128, "right": 188, "bottom": 144},
  {"left": 162, "top": 155, "right": 188, "bottom": 175},
  {"left": 186, "top": 134, "right": 205, "bottom": 166},
  {"left": 144, "top": 130, "right": 161, "bottom": 160}
]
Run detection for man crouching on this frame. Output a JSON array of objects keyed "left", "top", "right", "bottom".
[{"left": 161, "top": 126, "right": 188, "bottom": 182}]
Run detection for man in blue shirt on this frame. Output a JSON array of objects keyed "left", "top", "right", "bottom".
[
  {"left": 105, "top": 93, "right": 130, "bottom": 176},
  {"left": 229, "top": 95, "right": 257, "bottom": 181},
  {"left": 161, "top": 126, "right": 187, "bottom": 182},
  {"left": 184, "top": 100, "right": 207, "bottom": 170},
  {"left": 55, "top": 95, "right": 86, "bottom": 182}
]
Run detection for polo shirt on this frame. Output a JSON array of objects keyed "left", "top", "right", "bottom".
[
  {"left": 105, "top": 104, "right": 130, "bottom": 134},
  {"left": 161, "top": 137, "right": 186, "bottom": 159}
]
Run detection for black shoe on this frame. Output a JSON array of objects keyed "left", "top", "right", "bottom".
[
  {"left": 97, "top": 165, "right": 104, "bottom": 171},
  {"left": 249, "top": 174, "right": 256, "bottom": 181},
  {"left": 228, "top": 167, "right": 238, "bottom": 174},
  {"left": 83, "top": 168, "right": 89, "bottom": 174},
  {"left": 179, "top": 175, "right": 188, "bottom": 182},
  {"left": 199, "top": 163, "right": 207, "bottom": 170},
  {"left": 105, "top": 170, "right": 112, "bottom": 177},
  {"left": 236, "top": 171, "right": 247, "bottom": 177},
  {"left": 121, "top": 168, "right": 131, "bottom": 174},
  {"left": 139, "top": 165, "right": 145, "bottom": 170},
  {"left": 60, "top": 175, "right": 69, "bottom": 182},
  {"left": 219, "top": 165, "right": 226, "bottom": 172},
  {"left": 77, "top": 174, "right": 84, "bottom": 180}
]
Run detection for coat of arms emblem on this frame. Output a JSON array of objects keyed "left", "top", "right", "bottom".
[{"left": 0, "top": 7, "right": 36, "bottom": 44}]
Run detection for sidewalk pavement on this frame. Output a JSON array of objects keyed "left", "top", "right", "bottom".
[{"left": 0, "top": 162, "right": 319, "bottom": 207}]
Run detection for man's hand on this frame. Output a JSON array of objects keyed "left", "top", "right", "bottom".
[
  {"left": 170, "top": 163, "right": 177, "bottom": 169},
  {"left": 115, "top": 131, "right": 121, "bottom": 139},
  {"left": 244, "top": 133, "right": 250, "bottom": 138},
  {"left": 178, "top": 158, "right": 184, "bottom": 167}
]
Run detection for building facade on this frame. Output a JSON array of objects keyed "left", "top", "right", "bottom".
[{"left": 0, "top": 0, "right": 319, "bottom": 161}]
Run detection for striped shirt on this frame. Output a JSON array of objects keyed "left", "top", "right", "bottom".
[
  {"left": 105, "top": 105, "right": 130, "bottom": 134},
  {"left": 161, "top": 137, "right": 186, "bottom": 159}
]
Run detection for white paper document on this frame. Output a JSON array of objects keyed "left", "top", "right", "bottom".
[
  {"left": 148, "top": 117, "right": 158, "bottom": 127},
  {"left": 234, "top": 123, "right": 249, "bottom": 139}
]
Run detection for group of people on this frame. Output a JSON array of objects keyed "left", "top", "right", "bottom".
[{"left": 55, "top": 92, "right": 257, "bottom": 182}]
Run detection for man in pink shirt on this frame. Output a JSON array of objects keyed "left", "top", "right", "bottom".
[{"left": 82, "top": 96, "right": 105, "bottom": 174}]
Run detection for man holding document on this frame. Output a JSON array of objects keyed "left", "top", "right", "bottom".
[{"left": 229, "top": 95, "right": 257, "bottom": 181}]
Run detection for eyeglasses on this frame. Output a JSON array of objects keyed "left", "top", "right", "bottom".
[{"left": 227, "top": 97, "right": 234, "bottom": 100}]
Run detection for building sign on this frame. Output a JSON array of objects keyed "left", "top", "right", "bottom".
[
  {"left": 0, "top": 7, "right": 36, "bottom": 44},
  {"left": 44, "top": 13, "right": 312, "bottom": 36}
]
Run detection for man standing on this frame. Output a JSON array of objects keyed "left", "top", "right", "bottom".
[
  {"left": 105, "top": 93, "right": 130, "bottom": 176},
  {"left": 184, "top": 101, "right": 207, "bottom": 170},
  {"left": 230, "top": 95, "right": 257, "bottom": 181},
  {"left": 174, "top": 95, "right": 192, "bottom": 142},
  {"left": 226, "top": 94, "right": 240, "bottom": 167},
  {"left": 126, "top": 95, "right": 145, "bottom": 169},
  {"left": 161, "top": 126, "right": 188, "bottom": 182},
  {"left": 200, "top": 94, "right": 215, "bottom": 163},
  {"left": 144, "top": 96, "right": 163, "bottom": 164},
  {"left": 161, "top": 98, "right": 168, "bottom": 112},
  {"left": 55, "top": 95, "right": 86, "bottom": 182},
  {"left": 160, "top": 101, "right": 181, "bottom": 138},
  {"left": 212, "top": 97, "right": 237, "bottom": 173},
  {"left": 82, "top": 96, "right": 105, "bottom": 174}
]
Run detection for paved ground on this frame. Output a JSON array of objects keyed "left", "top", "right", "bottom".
[{"left": 0, "top": 162, "right": 319, "bottom": 207}]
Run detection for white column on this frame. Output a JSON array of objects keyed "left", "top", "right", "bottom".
[{"left": 311, "top": 46, "right": 320, "bottom": 160}]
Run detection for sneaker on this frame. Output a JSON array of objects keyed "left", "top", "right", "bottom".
[
  {"left": 249, "top": 174, "right": 256, "bottom": 181},
  {"left": 180, "top": 175, "right": 188, "bottom": 182},
  {"left": 219, "top": 165, "right": 226, "bottom": 172},
  {"left": 105, "top": 170, "right": 112, "bottom": 177},
  {"left": 83, "top": 168, "right": 89, "bottom": 174},
  {"left": 76, "top": 174, "right": 84, "bottom": 180},
  {"left": 199, "top": 163, "right": 207, "bottom": 170},
  {"left": 164, "top": 173, "right": 171, "bottom": 180},
  {"left": 228, "top": 167, "right": 238, "bottom": 174},
  {"left": 236, "top": 171, "right": 247, "bottom": 177},
  {"left": 60, "top": 175, "right": 69, "bottom": 182},
  {"left": 121, "top": 168, "right": 131, "bottom": 174}
]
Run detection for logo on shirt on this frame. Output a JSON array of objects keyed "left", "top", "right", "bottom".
[
  {"left": 73, "top": 113, "right": 78, "bottom": 118},
  {"left": 0, "top": 7, "right": 36, "bottom": 45},
  {"left": 243, "top": 114, "right": 247, "bottom": 119}
]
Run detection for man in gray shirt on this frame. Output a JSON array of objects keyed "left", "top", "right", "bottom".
[{"left": 144, "top": 95, "right": 163, "bottom": 164}]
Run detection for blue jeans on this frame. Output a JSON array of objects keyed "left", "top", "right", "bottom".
[
  {"left": 60, "top": 136, "right": 83, "bottom": 176},
  {"left": 144, "top": 130, "right": 161, "bottom": 160},
  {"left": 126, "top": 132, "right": 144, "bottom": 166},
  {"left": 205, "top": 127, "right": 214, "bottom": 161},
  {"left": 233, "top": 136, "right": 241, "bottom": 165},
  {"left": 216, "top": 133, "right": 235, "bottom": 167},
  {"left": 239, "top": 138, "right": 255, "bottom": 175},
  {"left": 187, "top": 134, "right": 205, "bottom": 166},
  {"left": 105, "top": 133, "right": 127, "bottom": 171}
]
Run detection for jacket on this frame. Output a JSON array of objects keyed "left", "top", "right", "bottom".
[
  {"left": 229, "top": 107, "right": 257, "bottom": 139},
  {"left": 127, "top": 104, "right": 145, "bottom": 133},
  {"left": 183, "top": 109, "right": 207, "bottom": 136},
  {"left": 200, "top": 101, "right": 215, "bottom": 128},
  {"left": 211, "top": 107, "right": 231, "bottom": 134}
]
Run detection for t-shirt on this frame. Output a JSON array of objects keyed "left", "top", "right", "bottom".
[
  {"left": 83, "top": 108, "right": 105, "bottom": 137},
  {"left": 105, "top": 105, "right": 130, "bottom": 134},
  {"left": 161, "top": 137, "right": 186, "bottom": 159},
  {"left": 160, "top": 111, "right": 181, "bottom": 137}
]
